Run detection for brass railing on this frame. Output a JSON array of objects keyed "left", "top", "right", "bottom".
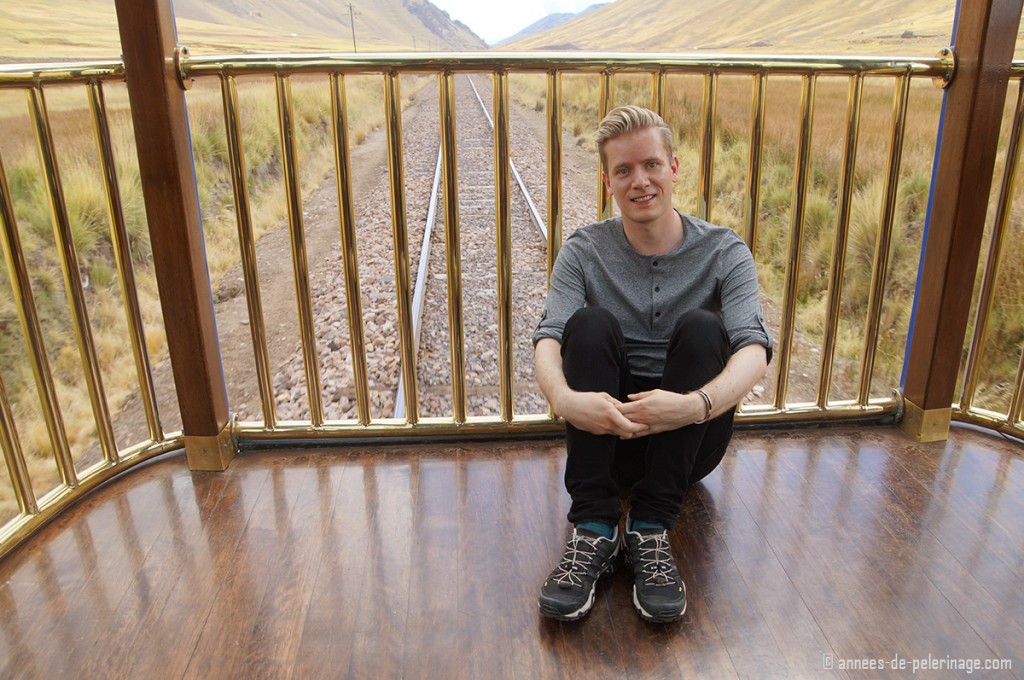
[
  {"left": 2, "top": 49, "right": 1023, "bottom": 559},
  {"left": 0, "top": 61, "right": 180, "bottom": 556},
  {"left": 955, "top": 70, "right": 1024, "bottom": 437}
]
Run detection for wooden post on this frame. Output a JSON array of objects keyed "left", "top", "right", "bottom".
[
  {"left": 113, "top": 0, "right": 235, "bottom": 468},
  {"left": 901, "top": 0, "right": 1024, "bottom": 441}
]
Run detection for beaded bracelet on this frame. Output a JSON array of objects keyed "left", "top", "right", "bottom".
[{"left": 693, "top": 388, "right": 713, "bottom": 424}]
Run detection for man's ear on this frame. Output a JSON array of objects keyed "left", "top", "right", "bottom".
[
  {"left": 670, "top": 155, "right": 680, "bottom": 181},
  {"left": 602, "top": 171, "right": 611, "bottom": 192}
]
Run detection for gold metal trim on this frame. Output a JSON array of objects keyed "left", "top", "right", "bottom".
[
  {"left": 934, "top": 47, "right": 956, "bottom": 89},
  {"left": 439, "top": 71, "right": 467, "bottom": 424},
  {"left": 28, "top": 86, "right": 119, "bottom": 467},
  {"left": 774, "top": 74, "right": 816, "bottom": 409},
  {"left": 383, "top": 71, "right": 419, "bottom": 423},
  {"left": 175, "top": 46, "right": 193, "bottom": 91},
  {"left": 231, "top": 397, "right": 899, "bottom": 442},
  {"left": 222, "top": 75, "right": 276, "bottom": 428},
  {"left": 959, "top": 79, "right": 1024, "bottom": 412},
  {"left": 1007, "top": 336, "right": 1024, "bottom": 425},
  {"left": 597, "top": 70, "right": 614, "bottom": 221},
  {"left": 817, "top": 74, "right": 864, "bottom": 407},
  {"left": 0, "top": 371, "right": 37, "bottom": 516},
  {"left": 0, "top": 61, "right": 125, "bottom": 88},
  {"left": 698, "top": 71, "right": 718, "bottom": 222},
  {"left": 954, "top": 405, "right": 1024, "bottom": 439},
  {"left": 0, "top": 436, "right": 183, "bottom": 560},
  {"left": 546, "top": 70, "right": 563, "bottom": 278},
  {"left": 88, "top": 80, "right": 164, "bottom": 443},
  {"left": 493, "top": 70, "right": 514, "bottom": 422},
  {"left": 651, "top": 69, "right": 667, "bottom": 117},
  {"left": 276, "top": 74, "right": 325, "bottom": 426},
  {"left": 330, "top": 73, "right": 372, "bottom": 426},
  {"left": 744, "top": 72, "right": 767, "bottom": 251},
  {"left": 0, "top": 152, "right": 75, "bottom": 487},
  {"left": 545, "top": 70, "right": 564, "bottom": 422},
  {"left": 858, "top": 73, "right": 912, "bottom": 405},
  {"left": 184, "top": 416, "right": 237, "bottom": 471},
  {"left": 176, "top": 51, "right": 955, "bottom": 79},
  {"left": 900, "top": 396, "right": 951, "bottom": 442}
]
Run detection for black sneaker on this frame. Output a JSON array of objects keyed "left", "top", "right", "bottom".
[
  {"left": 538, "top": 526, "right": 620, "bottom": 621},
  {"left": 623, "top": 520, "right": 686, "bottom": 622}
]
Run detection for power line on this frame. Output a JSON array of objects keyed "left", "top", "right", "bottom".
[{"left": 346, "top": 2, "right": 358, "bottom": 52}]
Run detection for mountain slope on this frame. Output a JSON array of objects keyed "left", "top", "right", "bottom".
[
  {"left": 494, "top": 4, "right": 608, "bottom": 47},
  {"left": 0, "top": 0, "right": 485, "bottom": 62},
  {"left": 504, "top": 0, "right": 965, "bottom": 54}
]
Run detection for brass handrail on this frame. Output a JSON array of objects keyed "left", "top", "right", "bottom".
[
  {"left": 175, "top": 51, "right": 952, "bottom": 79},
  {"left": 10, "top": 48, "right": 1024, "bottom": 564}
]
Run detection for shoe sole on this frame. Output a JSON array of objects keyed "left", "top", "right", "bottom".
[
  {"left": 631, "top": 584, "right": 686, "bottom": 623},
  {"left": 538, "top": 552, "right": 619, "bottom": 621}
]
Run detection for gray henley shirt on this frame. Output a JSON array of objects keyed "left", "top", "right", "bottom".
[{"left": 532, "top": 211, "right": 773, "bottom": 380}]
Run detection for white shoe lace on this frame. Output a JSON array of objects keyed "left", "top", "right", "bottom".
[
  {"left": 635, "top": 531, "right": 678, "bottom": 587},
  {"left": 551, "top": 530, "right": 603, "bottom": 588}
]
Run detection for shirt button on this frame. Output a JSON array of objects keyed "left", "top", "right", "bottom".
[
  {"left": 655, "top": 311, "right": 661, "bottom": 318},
  {"left": 655, "top": 286, "right": 661, "bottom": 292},
  {"left": 652, "top": 260, "right": 659, "bottom": 267}
]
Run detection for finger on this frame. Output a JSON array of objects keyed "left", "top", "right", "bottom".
[
  {"left": 610, "top": 410, "right": 646, "bottom": 436},
  {"left": 627, "top": 391, "right": 653, "bottom": 402}
]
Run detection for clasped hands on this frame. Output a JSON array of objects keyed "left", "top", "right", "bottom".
[{"left": 555, "top": 388, "right": 705, "bottom": 439}]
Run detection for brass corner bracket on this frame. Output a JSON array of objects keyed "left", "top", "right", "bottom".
[
  {"left": 899, "top": 394, "right": 951, "bottom": 443},
  {"left": 933, "top": 47, "right": 956, "bottom": 89},
  {"left": 174, "top": 45, "right": 193, "bottom": 91},
  {"left": 185, "top": 414, "right": 237, "bottom": 471}
]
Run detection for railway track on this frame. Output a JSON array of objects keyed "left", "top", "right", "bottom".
[
  {"left": 394, "top": 74, "right": 549, "bottom": 419},
  {"left": 272, "top": 74, "right": 556, "bottom": 422}
]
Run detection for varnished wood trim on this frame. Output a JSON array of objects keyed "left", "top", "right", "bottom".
[
  {"left": 112, "top": 0, "right": 229, "bottom": 436},
  {"left": 903, "top": 0, "right": 1024, "bottom": 412}
]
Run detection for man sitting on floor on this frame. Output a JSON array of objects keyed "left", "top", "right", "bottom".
[{"left": 533, "top": 105, "right": 772, "bottom": 623}]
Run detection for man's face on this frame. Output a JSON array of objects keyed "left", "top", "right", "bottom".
[{"left": 601, "top": 127, "right": 679, "bottom": 229}]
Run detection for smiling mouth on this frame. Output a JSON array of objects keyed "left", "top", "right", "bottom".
[{"left": 631, "top": 194, "right": 656, "bottom": 204}]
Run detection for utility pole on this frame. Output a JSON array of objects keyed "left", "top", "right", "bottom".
[{"left": 348, "top": 3, "right": 358, "bottom": 52}]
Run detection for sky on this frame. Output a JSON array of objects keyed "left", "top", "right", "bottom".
[{"left": 429, "top": 0, "right": 602, "bottom": 45}]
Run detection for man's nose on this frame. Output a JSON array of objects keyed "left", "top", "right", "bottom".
[{"left": 632, "top": 169, "right": 649, "bottom": 187}]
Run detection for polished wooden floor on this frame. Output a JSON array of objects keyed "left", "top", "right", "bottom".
[{"left": 0, "top": 425, "right": 1021, "bottom": 679}]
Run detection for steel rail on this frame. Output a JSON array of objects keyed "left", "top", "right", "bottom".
[
  {"left": 465, "top": 75, "right": 548, "bottom": 240},
  {"left": 394, "top": 146, "right": 443, "bottom": 420},
  {"left": 394, "top": 74, "right": 548, "bottom": 421}
]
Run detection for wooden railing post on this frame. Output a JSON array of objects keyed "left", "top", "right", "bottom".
[
  {"left": 901, "top": 0, "right": 1023, "bottom": 441},
  {"left": 113, "top": 0, "right": 235, "bottom": 468}
]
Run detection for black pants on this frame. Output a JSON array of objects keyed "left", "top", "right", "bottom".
[{"left": 561, "top": 307, "right": 734, "bottom": 529}]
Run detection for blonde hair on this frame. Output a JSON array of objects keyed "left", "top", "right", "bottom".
[{"left": 597, "top": 105, "right": 674, "bottom": 167}]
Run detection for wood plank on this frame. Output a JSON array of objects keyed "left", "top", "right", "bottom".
[
  {"left": 728, "top": 439, "right": 905, "bottom": 673},
  {"left": 80, "top": 460, "right": 268, "bottom": 678},
  {"left": 0, "top": 457, "right": 195, "bottom": 678},
  {"left": 801, "top": 435, "right": 999, "bottom": 662},
  {"left": 399, "top": 455, "right": 466, "bottom": 679},
  {"left": 291, "top": 455, "right": 375, "bottom": 679},
  {"left": 700, "top": 449, "right": 848, "bottom": 678},
  {"left": 0, "top": 429, "right": 1021, "bottom": 678}
]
